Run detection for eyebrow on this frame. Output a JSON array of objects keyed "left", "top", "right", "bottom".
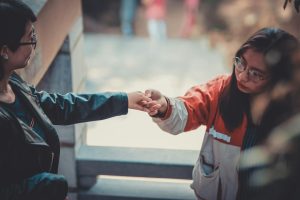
[{"left": 241, "top": 56, "right": 268, "bottom": 74}]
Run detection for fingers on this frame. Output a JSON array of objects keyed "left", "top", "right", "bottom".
[
  {"left": 128, "top": 91, "right": 162, "bottom": 115},
  {"left": 148, "top": 109, "right": 158, "bottom": 116},
  {"left": 145, "top": 89, "right": 153, "bottom": 98},
  {"left": 146, "top": 101, "right": 162, "bottom": 111},
  {"left": 139, "top": 100, "right": 161, "bottom": 112},
  {"left": 142, "top": 90, "right": 164, "bottom": 115},
  {"left": 133, "top": 102, "right": 161, "bottom": 114},
  {"left": 148, "top": 103, "right": 162, "bottom": 116},
  {"left": 138, "top": 91, "right": 152, "bottom": 102},
  {"left": 128, "top": 91, "right": 150, "bottom": 109},
  {"left": 145, "top": 89, "right": 163, "bottom": 101},
  {"left": 139, "top": 100, "right": 149, "bottom": 107},
  {"left": 138, "top": 105, "right": 151, "bottom": 113}
]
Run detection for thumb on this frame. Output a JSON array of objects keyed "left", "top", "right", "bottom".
[{"left": 145, "top": 89, "right": 153, "bottom": 98}]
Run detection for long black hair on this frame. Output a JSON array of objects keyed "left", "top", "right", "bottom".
[
  {"left": 219, "top": 27, "right": 299, "bottom": 132},
  {"left": 0, "top": 0, "right": 36, "bottom": 79}
]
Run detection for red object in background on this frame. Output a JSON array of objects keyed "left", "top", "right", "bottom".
[
  {"left": 145, "top": 0, "right": 167, "bottom": 20},
  {"left": 180, "top": 0, "right": 200, "bottom": 38}
]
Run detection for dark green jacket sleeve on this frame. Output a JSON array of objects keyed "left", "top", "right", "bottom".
[{"left": 31, "top": 88, "right": 129, "bottom": 125}]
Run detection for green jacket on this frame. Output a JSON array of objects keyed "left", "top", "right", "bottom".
[{"left": 0, "top": 73, "right": 128, "bottom": 197}]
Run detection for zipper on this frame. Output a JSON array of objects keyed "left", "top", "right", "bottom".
[
  {"left": 29, "top": 117, "right": 34, "bottom": 129},
  {"left": 48, "top": 152, "right": 54, "bottom": 172}
]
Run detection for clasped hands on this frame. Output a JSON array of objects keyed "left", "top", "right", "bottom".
[{"left": 127, "top": 89, "right": 168, "bottom": 117}]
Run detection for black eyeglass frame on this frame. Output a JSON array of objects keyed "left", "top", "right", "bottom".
[
  {"left": 233, "top": 57, "right": 269, "bottom": 82},
  {"left": 19, "top": 28, "right": 37, "bottom": 49}
]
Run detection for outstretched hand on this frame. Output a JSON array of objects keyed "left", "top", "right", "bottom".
[
  {"left": 145, "top": 89, "right": 168, "bottom": 116},
  {"left": 127, "top": 91, "right": 161, "bottom": 114}
]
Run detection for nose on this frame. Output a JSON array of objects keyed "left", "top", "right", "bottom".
[{"left": 237, "top": 70, "right": 249, "bottom": 82}]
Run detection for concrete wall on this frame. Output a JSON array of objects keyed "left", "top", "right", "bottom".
[{"left": 37, "top": 15, "right": 86, "bottom": 186}]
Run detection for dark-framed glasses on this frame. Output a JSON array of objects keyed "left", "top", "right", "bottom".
[
  {"left": 233, "top": 57, "right": 268, "bottom": 82},
  {"left": 19, "top": 27, "right": 37, "bottom": 49}
]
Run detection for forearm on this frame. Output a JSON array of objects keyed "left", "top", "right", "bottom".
[{"left": 37, "top": 91, "right": 128, "bottom": 125}]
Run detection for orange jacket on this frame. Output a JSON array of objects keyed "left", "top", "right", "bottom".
[
  {"left": 180, "top": 75, "right": 247, "bottom": 146},
  {"left": 154, "top": 75, "right": 249, "bottom": 200}
]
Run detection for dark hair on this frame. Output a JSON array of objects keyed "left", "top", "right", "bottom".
[
  {"left": 0, "top": 0, "right": 36, "bottom": 78},
  {"left": 219, "top": 27, "right": 299, "bottom": 132}
]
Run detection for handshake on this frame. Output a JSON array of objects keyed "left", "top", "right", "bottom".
[{"left": 127, "top": 89, "right": 169, "bottom": 118}]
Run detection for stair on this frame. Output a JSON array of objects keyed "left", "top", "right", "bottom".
[{"left": 77, "top": 145, "right": 198, "bottom": 199}]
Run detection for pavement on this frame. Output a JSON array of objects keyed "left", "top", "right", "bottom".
[{"left": 83, "top": 34, "right": 229, "bottom": 150}]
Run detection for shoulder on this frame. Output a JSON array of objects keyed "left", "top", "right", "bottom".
[
  {"left": 179, "top": 75, "right": 231, "bottom": 107},
  {"left": 206, "top": 74, "right": 231, "bottom": 88},
  {"left": 199, "top": 75, "right": 231, "bottom": 98},
  {"left": 9, "top": 73, "right": 35, "bottom": 95},
  {"left": 188, "top": 74, "right": 231, "bottom": 95}
]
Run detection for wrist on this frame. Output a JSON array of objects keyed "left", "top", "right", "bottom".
[
  {"left": 158, "top": 96, "right": 168, "bottom": 113},
  {"left": 152, "top": 96, "right": 170, "bottom": 118}
]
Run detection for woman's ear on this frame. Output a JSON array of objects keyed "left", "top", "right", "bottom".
[{"left": 0, "top": 46, "right": 9, "bottom": 60}]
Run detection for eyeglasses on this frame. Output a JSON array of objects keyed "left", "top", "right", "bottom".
[
  {"left": 19, "top": 27, "right": 37, "bottom": 49},
  {"left": 233, "top": 57, "right": 268, "bottom": 82}
]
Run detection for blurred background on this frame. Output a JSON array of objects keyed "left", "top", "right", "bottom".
[{"left": 80, "top": 0, "right": 300, "bottom": 150}]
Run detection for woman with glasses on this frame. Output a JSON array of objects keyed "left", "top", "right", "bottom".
[
  {"left": 144, "top": 27, "right": 299, "bottom": 200},
  {"left": 0, "top": 1, "right": 157, "bottom": 200}
]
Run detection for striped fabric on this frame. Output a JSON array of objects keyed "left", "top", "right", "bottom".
[{"left": 237, "top": 123, "right": 259, "bottom": 200}]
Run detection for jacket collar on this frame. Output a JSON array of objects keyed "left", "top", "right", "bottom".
[{"left": 8, "top": 72, "right": 57, "bottom": 137}]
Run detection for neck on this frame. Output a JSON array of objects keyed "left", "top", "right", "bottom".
[{"left": 0, "top": 71, "right": 13, "bottom": 93}]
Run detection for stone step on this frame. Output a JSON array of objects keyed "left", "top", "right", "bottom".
[
  {"left": 78, "top": 176, "right": 195, "bottom": 200},
  {"left": 77, "top": 145, "right": 198, "bottom": 188}
]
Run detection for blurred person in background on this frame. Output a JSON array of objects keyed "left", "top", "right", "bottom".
[
  {"left": 120, "top": 0, "right": 138, "bottom": 37},
  {"left": 180, "top": 0, "right": 200, "bottom": 38},
  {"left": 144, "top": 27, "right": 299, "bottom": 200},
  {"left": 142, "top": 0, "right": 167, "bottom": 41},
  {"left": 0, "top": 0, "right": 158, "bottom": 200}
]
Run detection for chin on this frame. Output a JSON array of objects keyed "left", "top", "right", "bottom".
[
  {"left": 15, "top": 63, "right": 29, "bottom": 70},
  {"left": 237, "top": 84, "right": 251, "bottom": 94},
  {"left": 238, "top": 88, "right": 251, "bottom": 94}
]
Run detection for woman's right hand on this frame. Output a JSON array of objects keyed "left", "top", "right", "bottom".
[{"left": 145, "top": 89, "right": 168, "bottom": 116}]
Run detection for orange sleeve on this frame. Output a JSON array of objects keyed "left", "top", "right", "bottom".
[{"left": 178, "top": 75, "right": 230, "bottom": 132}]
